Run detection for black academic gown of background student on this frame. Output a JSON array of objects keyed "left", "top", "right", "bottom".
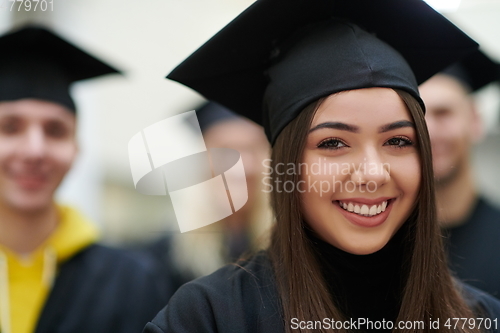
[
  {"left": 445, "top": 197, "right": 500, "bottom": 299},
  {"left": 35, "top": 244, "right": 169, "bottom": 333},
  {"left": 143, "top": 228, "right": 500, "bottom": 333}
]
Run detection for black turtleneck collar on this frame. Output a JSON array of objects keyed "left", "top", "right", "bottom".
[{"left": 307, "top": 222, "right": 411, "bottom": 332}]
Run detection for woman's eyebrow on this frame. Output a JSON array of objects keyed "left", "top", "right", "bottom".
[
  {"left": 308, "top": 122, "right": 359, "bottom": 133},
  {"left": 308, "top": 120, "right": 415, "bottom": 134},
  {"left": 378, "top": 120, "right": 415, "bottom": 133}
]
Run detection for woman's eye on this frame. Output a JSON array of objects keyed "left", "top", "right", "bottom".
[
  {"left": 317, "top": 138, "right": 347, "bottom": 150},
  {"left": 385, "top": 136, "right": 413, "bottom": 148}
]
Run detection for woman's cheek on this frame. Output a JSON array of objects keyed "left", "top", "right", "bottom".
[
  {"left": 304, "top": 148, "right": 351, "bottom": 177},
  {"left": 388, "top": 152, "right": 421, "bottom": 198}
]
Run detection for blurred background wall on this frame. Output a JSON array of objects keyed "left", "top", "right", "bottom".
[{"left": 1, "top": 0, "right": 499, "bottom": 246}]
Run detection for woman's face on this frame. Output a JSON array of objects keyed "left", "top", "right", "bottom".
[
  {"left": 0, "top": 99, "right": 78, "bottom": 212},
  {"left": 300, "top": 88, "right": 420, "bottom": 255}
]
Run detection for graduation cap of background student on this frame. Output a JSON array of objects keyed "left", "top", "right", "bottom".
[
  {"left": 0, "top": 26, "right": 120, "bottom": 113},
  {"left": 185, "top": 101, "right": 241, "bottom": 135},
  {"left": 166, "top": 0, "right": 478, "bottom": 145},
  {"left": 441, "top": 50, "right": 500, "bottom": 93}
]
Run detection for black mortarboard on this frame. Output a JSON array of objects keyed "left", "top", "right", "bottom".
[
  {"left": 167, "top": 0, "right": 478, "bottom": 145},
  {"left": 0, "top": 26, "right": 120, "bottom": 112},
  {"left": 441, "top": 50, "right": 500, "bottom": 92},
  {"left": 193, "top": 101, "right": 240, "bottom": 133}
]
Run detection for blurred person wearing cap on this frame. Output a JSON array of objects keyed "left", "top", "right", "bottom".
[
  {"left": 143, "top": 0, "right": 500, "bottom": 332},
  {"left": 420, "top": 50, "right": 500, "bottom": 298},
  {"left": 0, "top": 26, "right": 166, "bottom": 333},
  {"left": 141, "top": 101, "right": 272, "bottom": 291}
]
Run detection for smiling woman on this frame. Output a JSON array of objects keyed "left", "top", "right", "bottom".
[
  {"left": 143, "top": 0, "right": 500, "bottom": 333},
  {"left": 267, "top": 87, "right": 442, "bottom": 332},
  {"left": 298, "top": 88, "right": 420, "bottom": 255}
]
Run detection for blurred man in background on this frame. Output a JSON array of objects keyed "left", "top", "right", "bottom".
[
  {"left": 420, "top": 50, "right": 500, "bottom": 298},
  {"left": 0, "top": 26, "right": 166, "bottom": 333},
  {"left": 142, "top": 101, "right": 272, "bottom": 291}
]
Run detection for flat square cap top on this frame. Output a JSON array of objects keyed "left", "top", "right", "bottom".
[
  {"left": 0, "top": 26, "right": 120, "bottom": 112},
  {"left": 167, "top": 0, "right": 478, "bottom": 144},
  {"left": 441, "top": 50, "right": 500, "bottom": 92}
]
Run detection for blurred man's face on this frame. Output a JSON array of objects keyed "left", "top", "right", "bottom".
[
  {"left": 0, "top": 99, "right": 78, "bottom": 213},
  {"left": 419, "top": 75, "right": 482, "bottom": 185},
  {"left": 204, "top": 119, "right": 269, "bottom": 214}
]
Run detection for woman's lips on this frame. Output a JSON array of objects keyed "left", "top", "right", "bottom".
[{"left": 334, "top": 198, "right": 395, "bottom": 228}]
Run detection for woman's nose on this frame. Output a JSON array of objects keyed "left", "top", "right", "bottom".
[{"left": 350, "top": 148, "right": 390, "bottom": 190}]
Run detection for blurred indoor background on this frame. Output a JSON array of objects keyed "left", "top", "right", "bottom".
[{"left": 1, "top": 0, "right": 498, "bottom": 246}]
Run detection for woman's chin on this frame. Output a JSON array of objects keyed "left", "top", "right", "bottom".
[
  {"left": 334, "top": 237, "right": 390, "bottom": 255},
  {"left": 347, "top": 246, "right": 384, "bottom": 255}
]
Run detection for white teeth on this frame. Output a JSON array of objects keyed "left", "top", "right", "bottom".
[{"left": 338, "top": 200, "right": 389, "bottom": 217}]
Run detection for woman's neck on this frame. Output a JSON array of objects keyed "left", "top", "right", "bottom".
[
  {"left": 0, "top": 202, "right": 59, "bottom": 255},
  {"left": 308, "top": 225, "right": 408, "bottom": 327}
]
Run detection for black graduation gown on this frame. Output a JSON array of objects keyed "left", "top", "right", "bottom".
[
  {"left": 134, "top": 236, "right": 198, "bottom": 294},
  {"left": 143, "top": 251, "right": 500, "bottom": 333},
  {"left": 445, "top": 197, "right": 500, "bottom": 298},
  {"left": 34, "top": 244, "right": 169, "bottom": 333},
  {"left": 135, "top": 231, "right": 254, "bottom": 295}
]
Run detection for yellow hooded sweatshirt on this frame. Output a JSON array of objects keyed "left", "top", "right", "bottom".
[{"left": 0, "top": 205, "right": 99, "bottom": 333}]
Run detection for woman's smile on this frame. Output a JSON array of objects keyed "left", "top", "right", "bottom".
[{"left": 334, "top": 197, "right": 395, "bottom": 228}]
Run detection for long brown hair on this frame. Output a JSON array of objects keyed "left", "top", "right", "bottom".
[{"left": 267, "top": 89, "right": 479, "bottom": 333}]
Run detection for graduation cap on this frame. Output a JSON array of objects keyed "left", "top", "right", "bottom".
[
  {"left": 0, "top": 26, "right": 120, "bottom": 112},
  {"left": 167, "top": 0, "right": 478, "bottom": 145},
  {"left": 191, "top": 101, "right": 240, "bottom": 133},
  {"left": 441, "top": 50, "right": 500, "bottom": 92}
]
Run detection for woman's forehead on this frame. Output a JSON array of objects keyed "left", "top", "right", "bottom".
[{"left": 311, "top": 88, "right": 412, "bottom": 128}]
